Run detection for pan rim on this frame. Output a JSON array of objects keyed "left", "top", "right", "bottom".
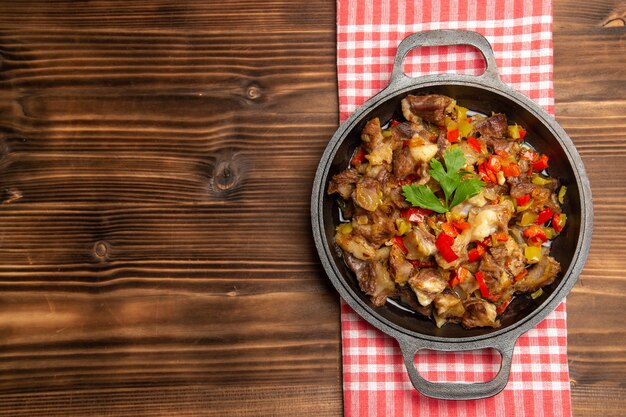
[{"left": 311, "top": 76, "right": 593, "bottom": 345}]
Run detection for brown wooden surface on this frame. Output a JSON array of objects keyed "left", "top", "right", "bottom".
[{"left": 0, "top": 0, "right": 623, "bottom": 416}]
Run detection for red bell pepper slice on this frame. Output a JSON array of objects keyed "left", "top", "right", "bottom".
[
  {"left": 486, "top": 155, "right": 502, "bottom": 173},
  {"left": 478, "top": 162, "right": 497, "bottom": 183},
  {"left": 519, "top": 128, "right": 527, "bottom": 140},
  {"left": 494, "top": 231, "right": 509, "bottom": 242},
  {"left": 441, "top": 221, "right": 459, "bottom": 238},
  {"left": 496, "top": 296, "right": 512, "bottom": 314},
  {"left": 446, "top": 128, "right": 460, "bottom": 143},
  {"left": 552, "top": 213, "right": 566, "bottom": 233},
  {"left": 435, "top": 232, "right": 458, "bottom": 263},
  {"left": 392, "top": 236, "right": 408, "bottom": 255},
  {"left": 532, "top": 154, "right": 549, "bottom": 171},
  {"left": 452, "top": 220, "right": 471, "bottom": 230},
  {"left": 516, "top": 194, "right": 531, "bottom": 207},
  {"left": 467, "top": 136, "right": 483, "bottom": 153},
  {"left": 535, "top": 207, "right": 554, "bottom": 225},
  {"left": 391, "top": 119, "right": 400, "bottom": 127},
  {"left": 449, "top": 266, "right": 469, "bottom": 287},
  {"left": 475, "top": 271, "right": 495, "bottom": 300},
  {"left": 351, "top": 146, "right": 366, "bottom": 167},
  {"left": 468, "top": 243, "right": 486, "bottom": 262},
  {"left": 502, "top": 162, "right": 521, "bottom": 177},
  {"left": 523, "top": 225, "right": 547, "bottom": 245},
  {"left": 401, "top": 207, "right": 432, "bottom": 223}
]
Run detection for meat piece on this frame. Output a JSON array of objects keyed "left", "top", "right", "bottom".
[
  {"left": 354, "top": 176, "right": 381, "bottom": 212},
  {"left": 344, "top": 252, "right": 369, "bottom": 278},
  {"left": 434, "top": 291, "right": 466, "bottom": 321},
  {"left": 393, "top": 148, "right": 419, "bottom": 179},
  {"left": 335, "top": 231, "right": 390, "bottom": 261},
  {"left": 473, "top": 113, "right": 508, "bottom": 140},
  {"left": 483, "top": 136, "right": 512, "bottom": 153},
  {"left": 490, "top": 238, "right": 526, "bottom": 277},
  {"left": 361, "top": 118, "right": 393, "bottom": 166},
  {"left": 515, "top": 255, "right": 561, "bottom": 293},
  {"left": 479, "top": 252, "right": 506, "bottom": 280},
  {"left": 352, "top": 209, "right": 397, "bottom": 246},
  {"left": 389, "top": 244, "right": 414, "bottom": 284},
  {"left": 408, "top": 268, "right": 447, "bottom": 306},
  {"left": 365, "top": 262, "right": 396, "bottom": 306},
  {"left": 367, "top": 141, "right": 394, "bottom": 166},
  {"left": 344, "top": 254, "right": 396, "bottom": 307},
  {"left": 416, "top": 161, "right": 431, "bottom": 185},
  {"left": 518, "top": 157, "right": 531, "bottom": 174},
  {"left": 394, "top": 286, "right": 433, "bottom": 317},
  {"left": 462, "top": 299, "right": 499, "bottom": 328},
  {"left": 393, "top": 121, "right": 436, "bottom": 143},
  {"left": 388, "top": 186, "right": 411, "bottom": 209},
  {"left": 436, "top": 130, "right": 450, "bottom": 159},
  {"left": 403, "top": 224, "right": 437, "bottom": 260},
  {"left": 508, "top": 176, "right": 551, "bottom": 205},
  {"left": 328, "top": 168, "right": 360, "bottom": 200},
  {"left": 361, "top": 117, "right": 384, "bottom": 149},
  {"left": 457, "top": 140, "right": 480, "bottom": 166},
  {"left": 507, "top": 176, "right": 535, "bottom": 198},
  {"left": 478, "top": 252, "right": 514, "bottom": 299},
  {"left": 483, "top": 183, "right": 509, "bottom": 201},
  {"left": 401, "top": 94, "right": 455, "bottom": 125},
  {"left": 458, "top": 272, "right": 479, "bottom": 297}
]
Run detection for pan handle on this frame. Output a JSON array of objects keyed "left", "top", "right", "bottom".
[
  {"left": 397, "top": 338, "right": 516, "bottom": 400},
  {"left": 390, "top": 30, "right": 501, "bottom": 86}
]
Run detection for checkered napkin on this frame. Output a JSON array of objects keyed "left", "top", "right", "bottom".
[{"left": 336, "top": 0, "right": 572, "bottom": 415}]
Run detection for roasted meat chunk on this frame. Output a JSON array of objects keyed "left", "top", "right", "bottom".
[
  {"left": 515, "top": 255, "right": 561, "bottom": 293},
  {"left": 473, "top": 113, "right": 508, "bottom": 140},
  {"left": 344, "top": 254, "right": 396, "bottom": 307},
  {"left": 389, "top": 244, "right": 414, "bottom": 285},
  {"left": 328, "top": 168, "right": 360, "bottom": 200},
  {"left": 401, "top": 94, "right": 456, "bottom": 125},
  {"left": 408, "top": 268, "right": 447, "bottom": 306},
  {"left": 462, "top": 299, "right": 499, "bottom": 328}
]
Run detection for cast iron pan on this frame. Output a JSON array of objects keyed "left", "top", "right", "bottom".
[{"left": 311, "top": 30, "right": 593, "bottom": 400}]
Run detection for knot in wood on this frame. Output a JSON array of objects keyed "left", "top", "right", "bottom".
[
  {"left": 213, "top": 160, "right": 239, "bottom": 191},
  {"left": 93, "top": 240, "right": 110, "bottom": 260},
  {"left": 246, "top": 84, "right": 261, "bottom": 100},
  {"left": 2, "top": 189, "right": 22, "bottom": 204}
]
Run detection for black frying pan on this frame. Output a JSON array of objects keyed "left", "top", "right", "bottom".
[{"left": 311, "top": 30, "right": 592, "bottom": 400}]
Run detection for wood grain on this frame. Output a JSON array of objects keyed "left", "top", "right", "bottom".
[
  {"left": 0, "top": 0, "right": 624, "bottom": 416},
  {"left": 0, "top": 1, "right": 342, "bottom": 416},
  {"left": 553, "top": 0, "right": 626, "bottom": 415}
]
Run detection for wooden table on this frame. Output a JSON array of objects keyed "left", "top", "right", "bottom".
[{"left": 0, "top": 1, "right": 623, "bottom": 415}]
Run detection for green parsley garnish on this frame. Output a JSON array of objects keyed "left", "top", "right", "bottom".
[{"left": 401, "top": 147, "right": 484, "bottom": 213}]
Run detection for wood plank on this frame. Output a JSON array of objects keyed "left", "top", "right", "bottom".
[
  {"left": 553, "top": 1, "right": 626, "bottom": 415},
  {"left": 0, "top": 0, "right": 343, "bottom": 416}
]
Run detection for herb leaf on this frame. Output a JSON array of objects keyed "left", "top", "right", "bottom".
[
  {"left": 403, "top": 147, "right": 484, "bottom": 213},
  {"left": 443, "top": 146, "right": 466, "bottom": 174},
  {"left": 401, "top": 184, "right": 447, "bottom": 213},
  {"left": 450, "top": 177, "right": 484, "bottom": 208}
]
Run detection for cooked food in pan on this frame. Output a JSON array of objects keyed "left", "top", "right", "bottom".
[{"left": 328, "top": 94, "right": 567, "bottom": 329}]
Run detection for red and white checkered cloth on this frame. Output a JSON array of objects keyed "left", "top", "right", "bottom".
[{"left": 337, "top": 1, "right": 571, "bottom": 415}]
